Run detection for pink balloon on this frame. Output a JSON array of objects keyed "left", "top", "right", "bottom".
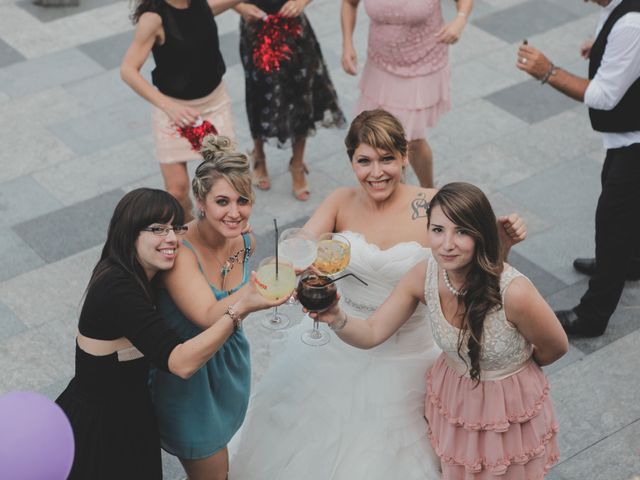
[{"left": 0, "top": 391, "right": 74, "bottom": 480}]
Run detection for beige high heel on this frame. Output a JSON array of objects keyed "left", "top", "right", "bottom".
[
  {"left": 288, "top": 158, "right": 310, "bottom": 201},
  {"left": 249, "top": 150, "right": 270, "bottom": 191}
]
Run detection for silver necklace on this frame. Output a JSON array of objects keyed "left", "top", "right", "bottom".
[{"left": 442, "top": 269, "right": 466, "bottom": 297}]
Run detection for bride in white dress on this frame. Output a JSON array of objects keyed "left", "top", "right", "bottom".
[{"left": 230, "top": 110, "right": 525, "bottom": 479}]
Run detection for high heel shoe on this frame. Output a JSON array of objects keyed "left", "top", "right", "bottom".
[
  {"left": 288, "top": 159, "right": 310, "bottom": 201},
  {"left": 249, "top": 150, "right": 271, "bottom": 191}
]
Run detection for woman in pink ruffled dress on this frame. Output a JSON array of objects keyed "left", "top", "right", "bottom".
[
  {"left": 316, "top": 182, "right": 568, "bottom": 479},
  {"left": 341, "top": 0, "right": 472, "bottom": 188}
]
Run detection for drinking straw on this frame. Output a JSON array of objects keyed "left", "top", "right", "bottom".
[{"left": 273, "top": 218, "right": 279, "bottom": 279}]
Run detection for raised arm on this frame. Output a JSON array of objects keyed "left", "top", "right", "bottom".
[
  {"left": 304, "top": 187, "right": 351, "bottom": 237},
  {"left": 208, "top": 0, "right": 243, "bottom": 15},
  {"left": 120, "top": 13, "right": 199, "bottom": 127},
  {"left": 167, "top": 272, "right": 289, "bottom": 378},
  {"left": 313, "top": 261, "right": 427, "bottom": 349},
  {"left": 341, "top": 0, "right": 360, "bottom": 75},
  {"left": 504, "top": 277, "right": 568, "bottom": 366},
  {"left": 161, "top": 244, "right": 248, "bottom": 330}
]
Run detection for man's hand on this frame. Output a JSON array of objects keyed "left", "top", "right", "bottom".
[{"left": 516, "top": 44, "right": 554, "bottom": 81}]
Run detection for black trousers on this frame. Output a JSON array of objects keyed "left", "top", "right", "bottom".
[{"left": 574, "top": 143, "right": 640, "bottom": 333}]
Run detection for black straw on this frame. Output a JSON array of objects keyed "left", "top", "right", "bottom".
[
  {"left": 273, "top": 218, "right": 279, "bottom": 279},
  {"left": 326, "top": 272, "right": 368, "bottom": 286}
]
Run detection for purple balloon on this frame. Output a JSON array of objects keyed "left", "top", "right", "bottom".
[{"left": 0, "top": 391, "right": 74, "bottom": 480}]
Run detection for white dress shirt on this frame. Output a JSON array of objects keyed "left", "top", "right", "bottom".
[{"left": 584, "top": 0, "right": 640, "bottom": 149}]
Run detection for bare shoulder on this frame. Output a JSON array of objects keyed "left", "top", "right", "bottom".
[
  {"left": 503, "top": 276, "right": 540, "bottom": 321},
  {"left": 137, "top": 11, "right": 162, "bottom": 30}
]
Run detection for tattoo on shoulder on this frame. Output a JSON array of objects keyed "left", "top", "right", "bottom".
[{"left": 411, "top": 193, "right": 430, "bottom": 220}]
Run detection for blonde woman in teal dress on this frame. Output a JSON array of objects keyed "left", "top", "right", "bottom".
[{"left": 150, "top": 135, "right": 257, "bottom": 480}]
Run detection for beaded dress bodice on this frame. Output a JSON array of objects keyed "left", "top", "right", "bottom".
[
  {"left": 363, "top": 0, "right": 448, "bottom": 77},
  {"left": 424, "top": 251, "right": 533, "bottom": 375}
]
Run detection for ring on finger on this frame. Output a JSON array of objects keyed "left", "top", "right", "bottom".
[{"left": 519, "top": 57, "right": 527, "bottom": 64}]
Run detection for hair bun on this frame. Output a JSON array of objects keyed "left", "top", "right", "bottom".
[{"left": 200, "top": 134, "right": 237, "bottom": 160}]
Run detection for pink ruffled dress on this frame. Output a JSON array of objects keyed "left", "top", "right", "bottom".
[
  {"left": 423, "top": 251, "right": 560, "bottom": 479},
  {"left": 356, "top": 0, "right": 451, "bottom": 140}
]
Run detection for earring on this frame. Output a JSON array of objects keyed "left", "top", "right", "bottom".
[{"left": 198, "top": 209, "right": 205, "bottom": 219}]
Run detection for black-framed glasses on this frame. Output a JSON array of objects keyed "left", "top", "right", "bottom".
[{"left": 142, "top": 225, "right": 188, "bottom": 236}]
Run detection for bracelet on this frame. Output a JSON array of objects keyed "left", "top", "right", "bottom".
[
  {"left": 329, "top": 311, "right": 348, "bottom": 332},
  {"left": 541, "top": 64, "right": 557, "bottom": 84},
  {"left": 457, "top": 11, "right": 468, "bottom": 18},
  {"left": 225, "top": 304, "right": 242, "bottom": 331}
]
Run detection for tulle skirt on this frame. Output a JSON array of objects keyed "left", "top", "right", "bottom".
[
  {"left": 425, "top": 354, "right": 560, "bottom": 479},
  {"left": 229, "top": 321, "right": 442, "bottom": 479},
  {"left": 355, "top": 61, "right": 451, "bottom": 141}
]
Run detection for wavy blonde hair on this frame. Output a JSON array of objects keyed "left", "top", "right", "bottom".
[{"left": 192, "top": 135, "right": 255, "bottom": 205}]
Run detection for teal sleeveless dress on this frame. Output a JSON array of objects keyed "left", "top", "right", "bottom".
[{"left": 149, "top": 234, "right": 252, "bottom": 459}]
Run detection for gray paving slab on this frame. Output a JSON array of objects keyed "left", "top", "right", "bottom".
[
  {"left": 219, "top": 29, "right": 241, "bottom": 68},
  {"left": 485, "top": 79, "right": 579, "bottom": 124},
  {"left": 0, "top": 47, "right": 104, "bottom": 98},
  {"left": 491, "top": 108, "right": 603, "bottom": 174},
  {"left": 0, "top": 229, "right": 45, "bottom": 282},
  {"left": 499, "top": 157, "right": 601, "bottom": 283},
  {"left": 451, "top": 58, "right": 520, "bottom": 107},
  {"left": 0, "top": 300, "right": 26, "bottom": 342},
  {"left": 0, "top": 123, "right": 76, "bottom": 184},
  {"left": 549, "top": 330, "right": 640, "bottom": 467},
  {"left": 472, "top": 0, "right": 580, "bottom": 44},
  {"left": 12, "top": 189, "right": 123, "bottom": 264},
  {"left": 0, "top": 175, "right": 64, "bottom": 226},
  {"left": 0, "top": 246, "right": 98, "bottom": 329},
  {"left": 78, "top": 29, "right": 133, "bottom": 71},
  {"left": 0, "top": 37, "right": 25, "bottom": 68},
  {"left": 15, "top": 0, "right": 120, "bottom": 23},
  {"left": 32, "top": 137, "right": 158, "bottom": 206},
  {"left": 431, "top": 99, "right": 529, "bottom": 160},
  {"left": 0, "top": 85, "right": 88, "bottom": 127},
  {"left": 548, "top": 418, "right": 640, "bottom": 480},
  {"left": 508, "top": 250, "right": 568, "bottom": 299},
  {"left": 63, "top": 67, "right": 137, "bottom": 110},
  {"left": 48, "top": 95, "right": 151, "bottom": 155},
  {"left": 0, "top": 324, "right": 75, "bottom": 394}
]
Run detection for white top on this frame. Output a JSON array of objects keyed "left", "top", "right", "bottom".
[
  {"left": 424, "top": 250, "right": 533, "bottom": 379},
  {"left": 584, "top": 0, "right": 640, "bottom": 149}
]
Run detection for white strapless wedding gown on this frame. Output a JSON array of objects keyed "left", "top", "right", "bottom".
[{"left": 229, "top": 231, "right": 442, "bottom": 479}]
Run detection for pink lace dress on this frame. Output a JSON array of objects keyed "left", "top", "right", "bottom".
[
  {"left": 356, "top": 0, "right": 451, "bottom": 140},
  {"left": 423, "top": 251, "right": 560, "bottom": 479}
]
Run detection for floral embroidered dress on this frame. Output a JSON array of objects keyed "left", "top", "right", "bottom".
[{"left": 424, "top": 251, "right": 560, "bottom": 479}]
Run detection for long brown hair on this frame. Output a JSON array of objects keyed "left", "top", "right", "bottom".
[
  {"left": 87, "top": 188, "right": 184, "bottom": 301},
  {"left": 428, "top": 182, "right": 503, "bottom": 383},
  {"left": 344, "top": 109, "right": 408, "bottom": 161}
]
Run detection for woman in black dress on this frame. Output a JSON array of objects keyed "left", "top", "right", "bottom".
[
  {"left": 121, "top": 0, "right": 241, "bottom": 220},
  {"left": 235, "top": 0, "right": 345, "bottom": 200},
  {"left": 56, "top": 188, "right": 286, "bottom": 479}
]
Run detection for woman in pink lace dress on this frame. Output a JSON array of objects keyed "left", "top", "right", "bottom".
[
  {"left": 341, "top": 0, "right": 472, "bottom": 188},
  {"left": 316, "top": 182, "right": 568, "bottom": 479}
]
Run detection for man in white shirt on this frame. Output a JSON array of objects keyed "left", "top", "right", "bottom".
[{"left": 517, "top": 0, "right": 640, "bottom": 337}]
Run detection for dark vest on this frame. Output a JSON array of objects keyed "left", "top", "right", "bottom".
[
  {"left": 151, "top": 0, "right": 225, "bottom": 100},
  {"left": 588, "top": 0, "right": 640, "bottom": 133}
]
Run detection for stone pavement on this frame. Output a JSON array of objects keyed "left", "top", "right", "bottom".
[{"left": 0, "top": 0, "right": 638, "bottom": 478}]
